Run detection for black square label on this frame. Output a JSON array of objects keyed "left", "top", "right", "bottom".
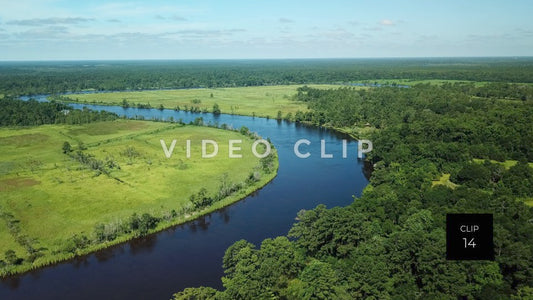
[{"left": 446, "top": 213, "right": 494, "bottom": 260}]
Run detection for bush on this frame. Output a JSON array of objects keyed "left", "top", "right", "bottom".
[
  {"left": 4, "top": 250, "right": 22, "bottom": 265},
  {"left": 62, "top": 141, "right": 72, "bottom": 154},
  {"left": 189, "top": 188, "right": 214, "bottom": 209},
  {"left": 213, "top": 103, "right": 221, "bottom": 115}
]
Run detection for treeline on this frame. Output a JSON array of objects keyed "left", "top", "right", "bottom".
[
  {"left": 295, "top": 84, "right": 533, "bottom": 161},
  {"left": 174, "top": 85, "right": 533, "bottom": 299},
  {"left": 2, "top": 58, "right": 533, "bottom": 95},
  {"left": 276, "top": 82, "right": 533, "bottom": 126},
  {"left": 0, "top": 97, "right": 117, "bottom": 126}
]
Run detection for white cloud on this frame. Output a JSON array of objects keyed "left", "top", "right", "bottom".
[
  {"left": 154, "top": 14, "right": 187, "bottom": 21},
  {"left": 171, "top": 15, "right": 187, "bottom": 21},
  {"left": 14, "top": 26, "right": 71, "bottom": 40},
  {"left": 279, "top": 17, "right": 293, "bottom": 23},
  {"left": 379, "top": 19, "right": 394, "bottom": 26}
]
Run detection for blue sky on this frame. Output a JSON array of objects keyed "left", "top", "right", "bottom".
[{"left": 0, "top": 0, "right": 531, "bottom": 60}]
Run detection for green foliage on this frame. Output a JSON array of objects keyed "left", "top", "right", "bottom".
[
  {"left": 453, "top": 163, "right": 492, "bottom": 188},
  {"left": 2, "top": 59, "right": 533, "bottom": 96},
  {"left": 502, "top": 161, "right": 533, "bottom": 197},
  {"left": 63, "top": 234, "right": 90, "bottom": 253},
  {"left": 220, "top": 237, "right": 306, "bottom": 299},
  {"left": 62, "top": 141, "right": 72, "bottom": 154},
  {"left": 128, "top": 213, "right": 160, "bottom": 236},
  {"left": 222, "top": 239, "right": 255, "bottom": 278},
  {"left": 239, "top": 126, "right": 250, "bottom": 136},
  {"left": 0, "top": 97, "right": 117, "bottom": 126},
  {"left": 288, "top": 260, "right": 350, "bottom": 300},
  {"left": 260, "top": 151, "right": 275, "bottom": 173},
  {"left": 212, "top": 103, "right": 221, "bottom": 115},
  {"left": 182, "top": 82, "right": 533, "bottom": 298},
  {"left": 172, "top": 287, "right": 218, "bottom": 300},
  {"left": 189, "top": 188, "right": 214, "bottom": 209},
  {"left": 4, "top": 250, "right": 22, "bottom": 265}
]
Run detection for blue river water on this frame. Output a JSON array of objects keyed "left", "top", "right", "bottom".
[{"left": 1, "top": 96, "right": 369, "bottom": 299}]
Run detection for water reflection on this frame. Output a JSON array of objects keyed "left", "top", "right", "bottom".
[
  {"left": 129, "top": 235, "right": 157, "bottom": 255},
  {"left": 1, "top": 277, "right": 20, "bottom": 290},
  {"left": 217, "top": 207, "right": 231, "bottom": 224},
  {"left": 94, "top": 247, "right": 119, "bottom": 263},
  {"left": 71, "top": 256, "right": 90, "bottom": 270},
  {"left": 187, "top": 215, "right": 212, "bottom": 232}
]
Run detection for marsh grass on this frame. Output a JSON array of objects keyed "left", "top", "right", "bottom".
[
  {"left": 0, "top": 120, "right": 278, "bottom": 276},
  {"left": 65, "top": 85, "right": 341, "bottom": 118}
]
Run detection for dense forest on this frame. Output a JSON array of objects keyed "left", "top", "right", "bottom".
[
  {"left": 1, "top": 58, "right": 533, "bottom": 96},
  {"left": 174, "top": 85, "right": 533, "bottom": 299},
  {"left": 0, "top": 97, "right": 118, "bottom": 126}
]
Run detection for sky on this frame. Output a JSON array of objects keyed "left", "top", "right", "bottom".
[{"left": 0, "top": 0, "right": 531, "bottom": 60}]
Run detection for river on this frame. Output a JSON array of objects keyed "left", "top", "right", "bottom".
[{"left": 1, "top": 97, "right": 368, "bottom": 299}]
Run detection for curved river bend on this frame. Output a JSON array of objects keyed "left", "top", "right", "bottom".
[{"left": 1, "top": 99, "right": 368, "bottom": 300}]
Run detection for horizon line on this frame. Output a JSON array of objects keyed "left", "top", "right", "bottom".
[{"left": 1, "top": 56, "right": 532, "bottom": 63}]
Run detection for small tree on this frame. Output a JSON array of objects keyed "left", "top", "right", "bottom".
[
  {"left": 285, "top": 112, "right": 293, "bottom": 121},
  {"left": 5, "top": 249, "right": 22, "bottom": 265},
  {"left": 62, "top": 141, "right": 72, "bottom": 154},
  {"left": 213, "top": 103, "right": 221, "bottom": 115},
  {"left": 239, "top": 126, "right": 250, "bottom": 136}
]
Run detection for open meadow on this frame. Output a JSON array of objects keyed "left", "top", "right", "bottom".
[
  {"left": 65, "top": 85, "right": 341, "bottom": 118},
  {"left": 0, "top": 120, "right": 277, "bottom": 275}
]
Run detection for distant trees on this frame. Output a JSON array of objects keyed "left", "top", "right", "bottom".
[
  {"left": 2, "top": 59, "right": 533, "bottom": 96},
  {"left": 0, "top": 97, "right": 118, "bottom": 126}
]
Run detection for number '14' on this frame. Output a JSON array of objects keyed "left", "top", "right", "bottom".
[{"left": 463, "top": 238, "right": 476, "bottom": 248}]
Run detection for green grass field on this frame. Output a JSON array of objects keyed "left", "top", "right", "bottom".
[
  {"left": 65, "top": 85, "right": 340, "bottom": 118},
  {"left": 358, "top": 79, "right": 491, "bottom": 86},
  {"left": 431, "top": 173, "right": 458, "bottom": 189},
  {"left": 0, "top": 120, "right": 277, "bottom": 275},
  {"left": 357, "top": 79, "right": 533, "bottom": 87},
  {"left": 473, "top": 158, "right": 533, "bottom": 169}
]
